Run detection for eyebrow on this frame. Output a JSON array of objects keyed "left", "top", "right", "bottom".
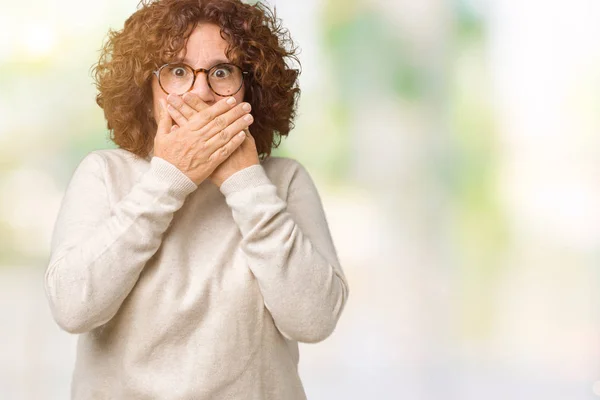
[{"left": 174, "top": 56, "right": 231, "bottom": 68}]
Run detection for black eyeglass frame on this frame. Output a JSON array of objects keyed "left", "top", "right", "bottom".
[{"left": 153, "top": 62, "right": 249, "bottom": 97}]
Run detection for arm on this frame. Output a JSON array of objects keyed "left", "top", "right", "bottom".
[
  {"left": 219, "top": 161, "right": 349, "bottom": 343},
  {"left": 44, "top": 152, "right": 197, "bottom": 334}
]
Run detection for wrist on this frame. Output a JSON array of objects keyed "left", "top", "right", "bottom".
[{"left": 219, "top": 164, "right": 269, "bottom": 196}]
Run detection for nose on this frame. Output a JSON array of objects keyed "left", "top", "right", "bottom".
[{"left": 188, "top": 73, "right": 216, "bottom": 105}]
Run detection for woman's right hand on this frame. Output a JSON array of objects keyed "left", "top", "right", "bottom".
[{"left": 153, "top": 96, "right": 253, "bottom": 185}]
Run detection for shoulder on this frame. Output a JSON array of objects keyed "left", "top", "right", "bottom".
[
  {"left": 87, "top": 148, "right": 147, "bottom": 166},
  {"left": 70, "top": 148, "right": 148, "bottom": 188},
  {"left": 260, "top": 156, "right": 320, "bottom": 198},
  {"left": 261, "top": 156, "right": 311, "bottom": 185},
  {"left": 261, "top": 155, "right": 302, "bottom": 169},
  {"left": 78, "top": 148, "right": 149, "bottom": 175}
]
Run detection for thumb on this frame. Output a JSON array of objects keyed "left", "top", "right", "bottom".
[{"left": 156, "top": 99, "right": 172, "bottom": 135}]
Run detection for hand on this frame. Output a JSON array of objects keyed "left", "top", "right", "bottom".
[
  {"left": 153, "top": 94, "right": 254, "bottom": 185},
  {"left": 168, "top": 93, "right": 259, "bottom": 188}
]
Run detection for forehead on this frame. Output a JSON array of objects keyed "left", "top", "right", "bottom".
[{"left": 179, "top": 23, "right": 230, "bottom": 67}]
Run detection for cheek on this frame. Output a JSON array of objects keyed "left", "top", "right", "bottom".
[{"left": 235, "top": 84, "right": 246, "bottom": 105}]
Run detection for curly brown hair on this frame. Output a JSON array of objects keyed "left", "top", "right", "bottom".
[{"left": 93, "top": 0, "right": 301, "bottom": 159}]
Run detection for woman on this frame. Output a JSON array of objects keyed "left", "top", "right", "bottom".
[{"left": 44, "top": 0, "right": 349, "bottom": 399}]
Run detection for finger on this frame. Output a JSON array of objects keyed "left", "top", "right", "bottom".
[
  {"left": 203, "top": 113, "right": 254, "bottom": 152},
  {"left": 188, "top": 96, "right": 242, "bottom": 131},
  {"left": 194, "top": 103, "right": 252, "bottom": 142},
  {"left": 208, "top": 131, "right": 247, "bottom": 165},
  {"left": 182, "top": 92, "right": 209, "bottom": 112},
  {"left": 156, "top": 99, "right": 172, "bottom": 136},
  {"left": 170, "top": 124, "right": 179, "bottom": 132},
  {"left": 166, "top": 103, "right": 188, "bottom": 127},
  {"left": 167, "top": 94, "right": 197, "bottom": 120}
]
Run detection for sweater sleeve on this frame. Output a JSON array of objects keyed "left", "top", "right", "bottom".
[
  {"left": 44, "top": 153, "right": 198, "bottom": 334},
  {"left": 219, "top": 161, "right": 349, "bottom": 343}
]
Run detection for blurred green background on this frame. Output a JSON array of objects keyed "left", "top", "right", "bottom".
[{"left": 2, "top": 0, "right": 600, "bottom": 399}]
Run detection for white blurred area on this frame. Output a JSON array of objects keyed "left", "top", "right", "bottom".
[{"left": 1, "top": 0, "right": 600, "bottom": 399}]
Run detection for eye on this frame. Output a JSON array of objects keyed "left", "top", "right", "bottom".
[
  {"left": 211, "top": 65, "right": 233, "bottom": 79},
  {"left": 169, "top": 66, "right": 190, "bottom": 78}
]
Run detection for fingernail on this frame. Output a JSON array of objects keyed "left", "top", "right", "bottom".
[
  {"left": 226, "top": 97, "right": 236, "bottom": 105},
  {"left": 242, "top": 103, "right": 251, "bottom": 112},
  {"left": 244, "top": 114, "right": 253, "bottom": 122}
]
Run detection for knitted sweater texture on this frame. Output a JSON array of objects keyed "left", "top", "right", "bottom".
[{"left": 44, "top": 148, "right": 349, "bottom": 400}]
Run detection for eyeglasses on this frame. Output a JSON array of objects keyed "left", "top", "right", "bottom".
[{"left": 153, "top": 62, "right": 248, "bottom": 97}]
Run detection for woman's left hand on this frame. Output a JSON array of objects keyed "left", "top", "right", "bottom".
[{"left": 166, "top": 92, "right": 260, "bottom": 188}]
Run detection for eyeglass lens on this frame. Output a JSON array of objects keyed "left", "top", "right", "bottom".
[{"left": 159, "top": 63, "right": 243, "bottom": 96}]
